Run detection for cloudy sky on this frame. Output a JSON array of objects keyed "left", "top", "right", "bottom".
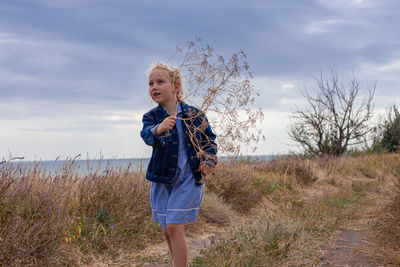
[{"left": 1, "top": 0, "right": 399, "bottom": 161}]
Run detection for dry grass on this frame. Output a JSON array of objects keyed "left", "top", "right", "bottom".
[
  {"left": 191, "top": 216, "right": 298, "bottom": 267},
  {"left": 373, "top": 155, "right": 400, "bottom": 265},
  {"left": 204, "top": 157, "right": 318, "bottom": 214},
  {"left": 192, "top": 153, "right": 400, "bottom": 266},
  {"left": 0, "top": 153, "right": 399, "bottom": 266},
  {"left": 199, "top": 192, "right": 236, "bottom": 226},
  {"left": 205, "top": 162, "right": 266, "bottom": 213},
  {"left": 0, "top": 160, "right": 162, "bottom": 266}
]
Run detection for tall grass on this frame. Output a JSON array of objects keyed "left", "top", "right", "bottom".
[
  {"left": 1, "top": 154, "right": 399, "bottom": 266},
  {"left": 206, "top": 158, "right": 318, "bottom": 213},
  {"left": 191, "top": 217, "right": 298, "bottom": 267},
  {"left": 192, "top": 154, "right": 400, "bottom": 266},
  {"left": 0, "top": 160, "right": 161, "bottom": 266},
  {"left": 374, "top": 155, "right": 400, "bottom": 265}
]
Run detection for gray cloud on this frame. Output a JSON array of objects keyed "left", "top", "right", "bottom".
[{"left": 1, "top": 0, "right": 399, "bottom": 159}]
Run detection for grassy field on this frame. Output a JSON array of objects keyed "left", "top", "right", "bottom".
[{"left": 0, "top": 154, "right": 399, "bottom": 266}]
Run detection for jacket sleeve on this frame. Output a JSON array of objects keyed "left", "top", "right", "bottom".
[
  {"left": 140, "top": 112, "right": 171, "bottom": 148},
  {"left": 199, "top": 114, "right": 218, "bottom": 166}
]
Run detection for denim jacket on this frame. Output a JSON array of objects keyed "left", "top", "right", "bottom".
[{"left": 140, "top": 102, "right": 217, "bottom": 184}]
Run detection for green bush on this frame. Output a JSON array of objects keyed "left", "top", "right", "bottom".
[{"left": 372, "top": 105, "right": 400, "bottom": 153}]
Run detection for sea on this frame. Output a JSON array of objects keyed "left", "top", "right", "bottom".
[{"left": 4, "top": 155, "right": 276, "bottom": 175}]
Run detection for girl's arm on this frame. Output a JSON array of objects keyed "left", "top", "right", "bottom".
[
  {"left": 156, "top": 116, "right": 176, "bottom": 136},
  {"left": 141, "top": 112, "right": 173, "bottom": 148}
]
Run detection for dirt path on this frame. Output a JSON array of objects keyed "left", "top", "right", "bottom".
[
  {"left": 138, "top": 203, "right": 397, "bottom": 266},
  {"left": 135, "top": 186, "right": 398, "bottom": 266},
  {"left": 317, "top": 195, "right": 397, "bottom": 267},
  {"left": 318, "top": 225, "right": 393, "bottom": 266},
  {"left": 139, "top": 209, "right": 396, "bottom": 267}
]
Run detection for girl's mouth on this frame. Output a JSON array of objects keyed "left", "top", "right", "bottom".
[{"left": 153, "top": 92, "right": 161, "bottom": 97}]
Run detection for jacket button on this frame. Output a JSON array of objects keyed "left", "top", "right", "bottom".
[
  {"left": 187, "top": 144, "right": 190, "bottom": 147},
  {"left": 190, "top": 156, "right": 194, "bottom": 160}
]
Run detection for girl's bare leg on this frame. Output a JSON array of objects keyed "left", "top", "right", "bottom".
[
  {"left": 166, "top": 223, "right": 187, "bottom": 267},
  {"left": 163, "top": 229, "right": 173, "bottom": 256}
]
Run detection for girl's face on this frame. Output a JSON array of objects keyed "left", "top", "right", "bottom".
[{"left": 148, "top": 69, "right": 178, "bottom": 107}]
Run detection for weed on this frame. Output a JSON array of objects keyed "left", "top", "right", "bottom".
[{"left": 191, "top": 218, "right": 297, "bottom": 267}]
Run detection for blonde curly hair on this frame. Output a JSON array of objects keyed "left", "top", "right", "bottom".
[{"left": 147, "top": 62, "right": 184, "bottom": 102}]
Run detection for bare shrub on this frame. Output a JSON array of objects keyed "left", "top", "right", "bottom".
[
  {"left": 170, "top": 37, "right": 264, "bottom": 160},
  {"left": 288, "top": 68, "right": 375, "bottom": 156}
]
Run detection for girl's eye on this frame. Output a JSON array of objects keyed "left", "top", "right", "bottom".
[
  {"left": 149, "top": 82, "right": 153, "bottom": 86},
  {"left": 158, "top": 80, "right": 164, "bottom": 84}
]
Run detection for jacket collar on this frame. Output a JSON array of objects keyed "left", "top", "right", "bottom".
[
  {"left": 155, "top": 104, "right": 169, "bottom": 120},
  {"left": 156, "top": 101, "right": 194, "bottom": 118}
]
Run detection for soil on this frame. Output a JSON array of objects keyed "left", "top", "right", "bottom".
[
  {"left": 317, "top": 196, "right": 398, "bottom": 267},
  {"left": 318, "top": 226, "right": 393, "bottom": 266}
]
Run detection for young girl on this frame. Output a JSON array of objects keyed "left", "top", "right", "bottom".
[{"left": 140, "top": 62, "right": 217, "bottom": 267}]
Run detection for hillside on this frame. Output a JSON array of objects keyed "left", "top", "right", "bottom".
[{"left": 0, "top": 154, "right": 399, "bottom": 266}]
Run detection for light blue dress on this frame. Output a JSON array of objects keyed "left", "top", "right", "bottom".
[{"left": 150, "top": 103, "right": 205, "bottom": 229}]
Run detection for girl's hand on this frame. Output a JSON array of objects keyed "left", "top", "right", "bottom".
[
  {"left": 198, "top": 162, "right": 213, "bottom": 175},
  {"left": 156, "top": 116, "right": 176, "bottom": 136}
]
